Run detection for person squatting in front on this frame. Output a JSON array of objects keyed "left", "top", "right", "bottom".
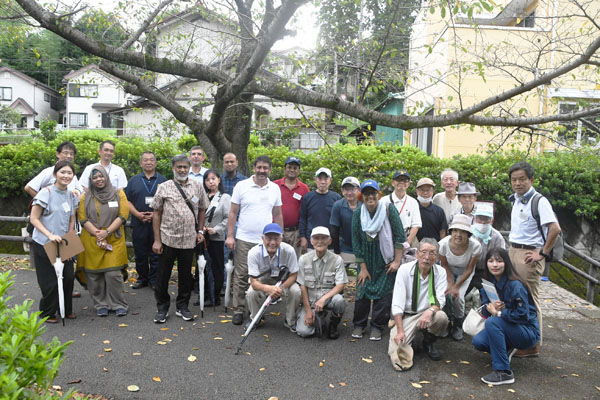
[
  {"left": 296, "top": 226, "right": 348, "bottom": 339},
  {"left": 388, "top": 238, "right": 448, "bottom": 371}
]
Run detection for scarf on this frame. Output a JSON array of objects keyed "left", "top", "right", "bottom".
[
  {"left": 360, "top": 202, "right": 394, "bottom": 263},
  {"left": 473, "top": 225, "right": 492, "bottom": 244},
  {"left": 84, "top": 165, "right": 121, "bottom": 238},
  {"left": 412, "top": 262, "right": 439, "bottom": 313}
]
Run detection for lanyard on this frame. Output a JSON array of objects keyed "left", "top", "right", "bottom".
[
  {"left": 142, "top": 176, "right": 157, "bottom": 195},
  {"left": 261, "top": 245, "right": 280, "bottom": 276},
  {"left": 395, "top": 193, "right": 408, "bottom": 215}
]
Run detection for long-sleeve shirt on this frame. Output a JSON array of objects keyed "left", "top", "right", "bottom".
[{"left": 391, "top": 260, "right": 447, "bottom": 316}]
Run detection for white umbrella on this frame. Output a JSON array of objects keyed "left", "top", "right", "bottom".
[
  {"left": 224, "top": 255, "right": 234, "bottom": 313},
  {"left": 53, "top": 239, "right": 66, "bottom": 326},
  {"left": 197, "top": 254, "right": 207, "bottom": 318}
]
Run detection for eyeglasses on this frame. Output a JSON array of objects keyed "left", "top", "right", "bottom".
[
  {"left": 59, "top": 151, "right": 75, "bottom": 156},
  {"left": 418, "top": 250, "right": 438, "bottom": 257}
]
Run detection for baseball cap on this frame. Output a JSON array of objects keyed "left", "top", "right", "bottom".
[
  {"left": 416, "top": 177, "right": 436, "bottom": 188},
  {"left": 474, "top": 202, "right": 494, "bottom": 218},
  {"left": 315, "top": 167, "right": 332, "bottom": 177},
  {"left": 360, "top": 179, "right": 380, "bottom": 192},
  {"left": 392, "top": 170, "right": 411, "bottom": 180},
  {"left": 311, "top": 226, "right": 331, "bottom": 237},
  {"left": 341, "top": 176, "right": 360, "bottom": 187},
  {"left": 262, "top": 223, "right": 283, "bottom": 235},
  {"left": 285, "top": 156, "right": 301, "bottom": 166}
]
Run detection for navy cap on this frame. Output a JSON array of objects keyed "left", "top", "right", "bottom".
[
  {"left": 392, "top": 170, "right": 411, "bottom": 180},
  {"left": 285, "top": 156, "right": 301, "bottom": 166},
  {"left": 263, "top": 223, "right": 283, "bottom": 235},
  {"left": 360, "top": 179, "right": 380, "bottom": 192}
]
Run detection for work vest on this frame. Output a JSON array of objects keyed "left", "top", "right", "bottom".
[{"left": 302, "top": 251, "right": 338, "bottom": 305}]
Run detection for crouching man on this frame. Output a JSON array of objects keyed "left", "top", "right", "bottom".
[
  {"left": 245, "top": 223, "right": 301, "bottom": 332},
  {"left": 388, "top": 238, "right": 448, "bottom": 371},
  {"left": 296, "top": 226, "right": 348, "bottom": 339}
]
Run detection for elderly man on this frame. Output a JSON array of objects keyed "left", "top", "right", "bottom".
[
  {"left": 222, "top": 152, "right": 247, "bottom": 196},
  {"left": 508, "top": 161, "right": 561, "bottom": 357},
  {"left": 188, "top": 146, "right": 208, "bottom": 184},
  {"left": 415, "top": 178, "right": 447, "bottom": 242},
  {"left": 299, "top": 167, "right": 341, "bottom": 251},
  {"left": 25, "top": 141, "right": 83, "bottom": 197},
  {"left": 296, "top": 226, "right": 348, "bottom": 339},
  {"left": 450, "top": 182, "right": 480, "bottom": 224},
  {"left": 125, "top": 151, "right": 167, "bottom": 290},
  {"left": 151, "top": 154, "right": 209, "bottom": 323},
  {"left": 381, "top": 170, "right": 422, "bottom": 248},
  {"left": 433, "top": 168, "right": 461, "bottom": 225},
  {"left": 388, "top": 238, "right": 448, "bottom": 371},
  {"left": 274, "top": 156, "right": 309, "bottom": 257},
  {"left": 245, "top": 223, "right": 301, "bottom": 332},
  {"left": 330, "top": 176, "right": 361, "bottom": 266},
  {"left": 225, "top": 155, "right": 283, "bottom": 326},
  {"left": 80, "top": 140, "right": 127, "bottom": 190}
]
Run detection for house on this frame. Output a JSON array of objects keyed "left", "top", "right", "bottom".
[
  {"left": 63, "top": 65, "right": 130, "bottom": 130},
  {"left": 404, "top": 0, "right": 600, "bottom": 157},
  {"left": 0, "top": 66, "right": 59, "bottom": 129}
]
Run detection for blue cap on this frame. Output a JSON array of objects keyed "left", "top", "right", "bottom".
[
  {"left": 263, "top": 223, "right": 283, "bottom": 235},
  {"left": 392, "top": 170, "right": 411, "bottom": 180},
  {"left": 285, "top": 156, "right": 301, "bottom": 166},
  {"left": 360, "top": 179, "right": 380, "bottom": 192}
]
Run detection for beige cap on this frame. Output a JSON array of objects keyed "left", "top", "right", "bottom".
[
  {"left": 311, "top": 226, "right": 331, "bottom": 237},
  {"left": 416, "top": 178, "right": 436, "bottom": 188}
]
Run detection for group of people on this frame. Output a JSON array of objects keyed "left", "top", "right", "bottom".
[{"left": 26, "top": 140, "right": 561, "bottom": 386}]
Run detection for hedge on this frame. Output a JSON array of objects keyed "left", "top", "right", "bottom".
[{"left": 1, "top": 132, "right": 599, "bottom": 222}]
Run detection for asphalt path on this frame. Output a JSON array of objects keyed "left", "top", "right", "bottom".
[{"left": 5, "top": 268, "right": 600, "bottom": 400}]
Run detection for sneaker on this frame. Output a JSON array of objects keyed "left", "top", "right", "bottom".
[
  {"left": 97, "top": 308, "right": 109, "bottom": 317},
  {"left": 176, "top": 309, "right": 195, "bottom": 321},
  {"left": 154, "top": 310, "right": 168, "bottom": 323},
  {"left": 232, "top": 313, "right": 244, "bottom": 325},
  {"left": 283, "top": 320, "right": 297, "bottom": 333},
  {"left": 369, "top": 327, "right": 382, "bottom": 341},
  {"left": 115, "top": 308, "right": 128, "bottom": 317},
  {"left": 481, "top": 370, "right": 515, "bottom": 385},
  {"left": 351, "top": 326, "right": 365, "bottom": 339}
]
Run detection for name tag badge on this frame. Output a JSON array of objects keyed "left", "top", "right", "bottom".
[
  {"left": 108, "top": 201, "right": 119, "bottom": 208},
  {"left": 292, "top": 192, "right": 302, "bottom": 201},
  {"left": 62, "top": 202, "right": 71, "bottom": 213},
  {"left": 145, "top": 196, "right": 154, "bottom": 205},
  {"left": 191, "top": 195, "right": 199, "bottom": 204}
]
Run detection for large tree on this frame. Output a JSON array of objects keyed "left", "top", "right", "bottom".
[{"left": 4, "top": 0, "right": 600, "bottom": 172}]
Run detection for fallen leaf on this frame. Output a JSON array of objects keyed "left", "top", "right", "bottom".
[
  {"left": 459, "top": 360, "right": 470, "bottom": 364},
  {"left": 268, "top": 397, "right": 279, "bottom": 400},
  {"left": 328, "top": 384, "right": 335, "bottom": 388},
  {"left": 319, "top": 361, "right": 324, "bottom": 367},
  {"left": 157, "top": 341, "right": 167, "bottom": 345},
  {"left": 411, "top": 382, "right": 423, "bottom": 388},
  {"left": 97, "top": 354, "right": 104, "bottom": 358},
  {"left": 339, "top": 382, "right": 346, "bottom": 387},
  {"left": 361, "top": 358, "right": 373, "bottom": 363},
  {"left": 132, "top": 352, "right": 142, "bottom": 356},
  {"left": 220, "top": 320, "right": 231, "bottom": 323},
  {"left": 214, "top": 337, "right": 223, "bottom": 340},
  {"left": 67, "top": 379, "right": 81, "bottom": 384},
  {"left": 138, "top": 336, "right": 143, "bottom": 339},
  {"left": 451, "top": 373, "right": 459, "bottom": 378},
  {"left": 172, "top": 334, "right": 178, "bottom": 337},
  {"left": 259, "top": 367, "right": 266, "bottom": 371},
  {"left": 567, "top": 324, "right": 572, "bottom": 327},
  {"left": 263, "top": 334, "right": 270, "bottom": 338},
  {"left": 445, "top": 360, "right": 452, "bottom": 363},
  {"left": 127, "top": 385, "right": 140, "bottom": 392},
  {"left": 269, "top": 312, "right": 281, "bottom": 316},
  {"left": 192, "top": 347, "right": 199, "bottom": 351},
  {"left": 119, "top": 323, "right": 128, "bottom": 327},
  {"left": 104, "top": 348, "right": 112, "bottom": 352},
  {"left": 82, "top": 333, "right": 86, "bottom": 336},
  {"left": 103, "top": 340, "right": 111, "bottom": 344},
  {"left": 349, "top": 339, "right": 356, "bottom": 342},
  {"left": 163, "top": 338, "right": 172, "bottom": 342},
  {"left": 547, "top": 325, "right": 554, "bottom": 328},
  {"left": 52, "top": 385, "right": 62, "bottom": 390},
  {"left": 571, "top": 373, "right": 579, "bottom": 377},
  {"left": 160, "top": 327, "right": 169, "bottom": 331},
  {"left": 507, "top": 389, "right": 515, "bottom": 393},
  {"left": 102, "top": 368, "right": 108, "bottom": 372},
  {"left": 419, "top": 381, "right": 431, "bottom": 384},
  {"left": 424, "top": 394, "right": 429, "bottom": 397},
  {"left": 595, "top": 386, "right": 600, "bottom": 392},
  {"left": 246, "top": 352, "right": 251, "bottom": 356},
  {"left": 188, "top": 355, "right": 197, "bottom": 362},
  {"left": 152, "top": 376, "right": 161, "bottom": 382}
]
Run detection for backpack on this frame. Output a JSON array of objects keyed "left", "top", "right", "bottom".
[{"left": 530, "top": 193, "right": 564, "bottom": 262}]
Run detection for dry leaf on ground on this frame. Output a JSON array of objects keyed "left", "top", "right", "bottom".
[
  {"left": 339, "top": 382, "right": 346, "bottom": 387},
  {"left": 259, "top": 367, "right": 266, "bottom": 371},
  {"left": 103, "top": 340, "right": 110, "bottom": 344},
  {"left": 361, "top": 358, "right": 373, "bottom": 363},
  {"left": 411, "top": 382, "right": 422, "bottom": 388},
  {"left": 459, "top": 361, "right": 470, "bottom": 364},
  {"left": 104, "top": 348, "right": 112, "bottom": 352},
  {"left": 214, "top": 337, "right": 223, "bottom": 340},
  {"left": 67, "top": 379, "right": 81, "bottom": 384},
  {"left": 188, "top": 355, "right": 197, "bottom": 362},
  {"left": 328, "top": 384, "right": 334, "bottom": 388},
  {"left": 127, "top": 385, "right": 139, "bottom": 392},
  {"left": 132, "top": 352, "right": 141, "bottom": 356},
  {"left": 451, "top": 373, "right": 459, "bottom": 378},
  {"left": 507, "top": 389, "right": 515, "bottom": 393},
  {"left": 152, "top": 377, "right": 161, "bottom": 382},
  {"left": 119, "top": 323, "right": 128, "bottom": 327},
  {"left": 419, "top": 381, "right": 431, "bottom": 384}
]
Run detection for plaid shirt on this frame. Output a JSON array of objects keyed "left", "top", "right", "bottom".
[
  {"left": 222, "top": 172, "right": 247, "bottom": 196},
  {"left": 151, "top": 179, "right": 209, "bottom": 249}
]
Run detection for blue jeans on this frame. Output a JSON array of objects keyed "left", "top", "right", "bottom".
[{"left": 473, "top": 316, "right": 539, "bottom": 371}]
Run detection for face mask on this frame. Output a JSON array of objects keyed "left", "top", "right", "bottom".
[
  {"left": 474, "top": 223, "right": 491, "bottom": 234},
  {"left": 417, "top": 195, "right": 433, "bottom": 204}
]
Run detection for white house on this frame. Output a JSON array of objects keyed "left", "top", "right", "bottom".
[
  {"left": 0, "top": 66, "right": 59, "bottom": 129},
  {"left": 63, "top": 65, "right": 130, "bottom": 129}
]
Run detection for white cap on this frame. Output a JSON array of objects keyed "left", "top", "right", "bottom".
[
  {"left": 315, "top": 167, "right": 332, "bottom": 178},
  {"left": 311, "top": 226, "right": 331, "bottom": 237},
  {"left": 341, "top": 176, "right": 360, "bottom": 187}
]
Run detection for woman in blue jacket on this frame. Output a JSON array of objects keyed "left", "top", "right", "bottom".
[{"left": 473, "top": 247, "right": 540, "bottom": 386}]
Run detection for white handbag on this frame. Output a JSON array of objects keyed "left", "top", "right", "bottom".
[{"left": 463, "top": 306, "right": 486, "bottom": 337}]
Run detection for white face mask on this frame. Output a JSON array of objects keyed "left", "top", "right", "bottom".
[
  {"left": 417, "top": 195, "right": 433, "bottom": 204},
  {"left": 474, "top": 223, "right": 491, "bottom": 234}
]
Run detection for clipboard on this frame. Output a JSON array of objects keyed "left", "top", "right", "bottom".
[
  {"left": 43, "top": 230, "right": 85, "bottom": 262},
  {"left": 481, "top": 279, "right": 500, "bottom": 302}
]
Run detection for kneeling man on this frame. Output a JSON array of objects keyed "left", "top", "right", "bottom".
[
  {"left": 388, "top": 238, "right": 448, "bottom": 371},
  {"left": 296, "top": 226, "right": 348, "bottom": 339},
  {"left": 246, "top": 223, "right": 301, "bottom": 332}
]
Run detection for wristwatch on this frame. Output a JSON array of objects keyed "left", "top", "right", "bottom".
[
  {"left": 198, "top": 230, "right": 205, "bottom": 235},
  {"left": 428, "top": 307, "right": 436, "bottom": 314},
  {"left": 539, "top": 250, "right": 551, "bottom": 261},
  {"left": 497, "top": 310, "right": 502, "bottom": 318},
  {"left": 106, "top": 229, "right": 111, "bottom": 236}
]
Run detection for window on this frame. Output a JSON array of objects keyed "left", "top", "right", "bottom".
[
  {"left": 517, "top": 11, "right": 535, "bottom": 28},
  {"left": 69, "top": 113, "right": 87, "bottom": 127},
  {"left": 101, "top": 113, "right": 117, "bottom": 128},
  {"left": 50, "top": 96, "right": 59, "bottom": 111},
  {"left": 558, "top": 101, "right": 600, "bottom": 146},
  {"left": 68, "top": 84, "right": 98, "bottom": 98},
  {"left": 410, "top": 108, "right": 434, "bottom": 155},
  {"left": 0, "top": 87, "right": 12, "bottom": 101},
  {"left": 44, "top": 93, "right": 50, "bottom": 102}
]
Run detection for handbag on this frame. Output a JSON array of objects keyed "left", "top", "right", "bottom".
[{"left": 463, "top": 306, "right": 486, "bottom": 337}]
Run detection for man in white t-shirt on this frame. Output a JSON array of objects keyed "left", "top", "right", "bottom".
[
  {"left": 24, "top": 141, "right": 83, "bottom": 197},
  {"left": 225, "top": 155, "right": 283, "bottom": 326},
  {"left": 381, "top": 170, "right": 422, "bottom": 247},
  {"left": 79, "top": 140, "right": 127, "bottom": 190},
  {"left": 508, "top": 161, "right": 561, "bottom": 357}
]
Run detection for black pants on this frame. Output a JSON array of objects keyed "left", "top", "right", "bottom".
[
  {"left": 155, "top": 245, "right": 194, "bottom": 312},
  {"left": 32, "top": 241, "right": 74, "bottom": 319},
  {"left": 204, "top": 239, "right": 224, "bottom": 302},
  {"left": 352, "top": 293, "right": 393, "bottom": 330},
  {"left": 131, "top": 223, "right": 158, "bottom": 285}
]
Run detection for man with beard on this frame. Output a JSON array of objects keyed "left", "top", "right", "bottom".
[
  {"left": 225, "top": 155, "right": 283, "bottom": 326},
  {"left": 151, "top": 154, "right": 209, "bottom": 323},
  {"left": 222, "top": 152, "right": 247, "bottom": 196}
]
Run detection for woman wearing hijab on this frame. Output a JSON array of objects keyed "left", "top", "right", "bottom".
[
  {"left": 78, "top": 165, "right": 130, "bottom": 317},
  {"left": 351, "top": 180, "right": 405, "bottom": 341}
]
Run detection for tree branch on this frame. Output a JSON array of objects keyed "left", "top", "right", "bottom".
[{"left": 119, "top": 0, "right": 173, "bottom": 50}]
